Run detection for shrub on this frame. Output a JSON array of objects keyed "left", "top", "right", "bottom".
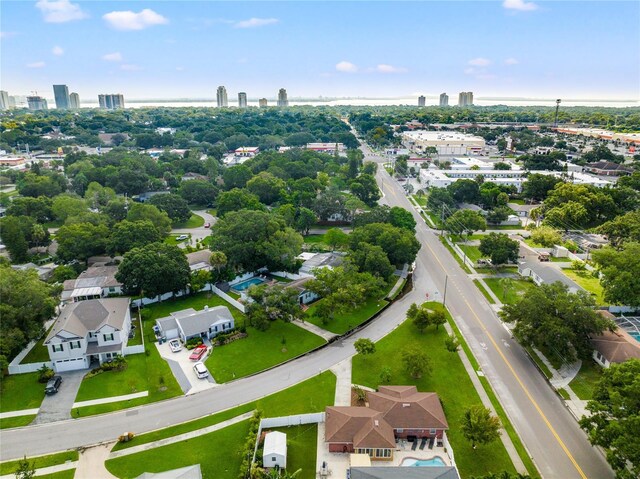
[
  {"left": 185, "top": 338, "right": 203, "bottom": 349},
  {"left": 445, "top": 335, "right": 460, "bottom": 352},
  {"left": 101, "top": 356, "right": 127, "bottom": 372},
  {"left": 38, "top": 365, "right": 54, "bottom": 383}
]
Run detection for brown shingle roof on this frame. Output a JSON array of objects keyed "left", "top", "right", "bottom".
[
  {"left": 592, "top": 328, "right": 640, "bottom": 364},
  {"left": 368, "top": 386, "right": 448, "bottom": 430},
  {"left": 325, "top": 407, "right": 395, "bottom": 449}
]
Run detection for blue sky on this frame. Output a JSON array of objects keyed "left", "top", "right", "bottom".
[{"left": 1, "top": 1, "right": 639, "bottom": 101}]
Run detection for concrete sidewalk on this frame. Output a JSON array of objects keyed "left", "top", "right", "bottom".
[
  {"left": 293, "top": 319, "right": 337, "bottom": 342},
  {"left": 73, "top": 391, "right": 148, "bottom": 408},
  {"left": 75, "top": 443, "right": 117, "bottom": 479},
  {"left": 0, "top": 408, "right": 39, "bottom": 419},
  {"left": 329, "top": 358, "right": 352, "bottom": 406}
]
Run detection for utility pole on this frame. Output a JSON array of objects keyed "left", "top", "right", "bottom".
[
  {"left": 443, "top": 275, "right": 449, "bottom": 305},
  {"left": 440, "top": 204, "right": 445, "bottom": 236},
  {"left": 553, "top": 99, "right": 561, "bottom": 128}
]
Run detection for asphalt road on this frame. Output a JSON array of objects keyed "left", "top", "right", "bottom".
[{"left": 362, "top": 142, "right": 612, "bottom": 479}]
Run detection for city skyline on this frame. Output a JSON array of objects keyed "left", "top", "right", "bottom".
[{"left": 1, "top": 1, "right": 638, "bottom": 102}]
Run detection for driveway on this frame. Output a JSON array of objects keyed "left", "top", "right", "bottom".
[
  {"left": 172, "top": 210, "right": 216, "bottom": 247},
  {"left": 33, "top": 370, "right": 86, "bottom": 424},
  {"left": 156, "top": 342, "right": 216, "bottom": 395}
]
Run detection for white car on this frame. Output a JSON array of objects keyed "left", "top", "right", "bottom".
[
  {"left": 168, "top": 339, "right": 182, "bottom": 353},
  {"left": 176, "top": 234, "right": 189, "bottom": 241},
  {"left": 193, "top": 362, "right": 209, "bottom": 379}
]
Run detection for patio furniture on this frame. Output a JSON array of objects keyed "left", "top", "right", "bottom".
[
  {"left": 411, "top": 440, "right": 418, "bottom": 451},
  {"left": 419, "top": 438, "right": 427, "bottom": 450},
  {"left": 428, "top": 437, "right": 435, "bottom": 449}
]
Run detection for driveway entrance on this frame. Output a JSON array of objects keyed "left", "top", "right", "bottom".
[{"left": 33, "top": 369, "right": 86, "bottom": 424}]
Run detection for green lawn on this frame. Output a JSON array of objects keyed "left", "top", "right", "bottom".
[
  {"left": 562, "top": 270, "right": 607, "bottom": 305},
  {"left": 173, "top": 213, "right": 205, "bottom": 229},
  {"left": 205, "top": 321, "right": 326, "bottom": 383},
  {"left": 0, "top": 372, "right": 44, "bottom": 412},
  {"left": 440, "top": 236, "right": 472, "bottom": 274},
  {"left": 0, "top": 450, "right": 78, "bottom": 475},
  {"left": 524, "top": 347, "right": 553, "bottom": 379},
  {"left": 569, "top": 360, "right": 603, "bottom": 400},
  {"left": 352, "top": 303, "right": 517, "bottom": 479},
  {"left": 475, "top": 266, "right": 519, "bottom": 274},
  {"left": 127, "top": 314, "right": 143, "bottom": 346},
  {"left": 473, "top": 279, "right": 496, "bottom": 304},
  {"left": 164, "top": 234, "right": 191, "bottom": 246},
  {"left": 523, "top": 238, "right": 545, "bottom": 248},
  {"left": 484, "top": 278, "right": 537, "bottom": 305},
  {"left": 37, "top": 471, "right": 76, "bottom": 479},
  {"left": 21, "top": 328, "right": 53, "bottom": 364},
  {"left": 485, "top": 224, "right": 522, "bottom": 230},
  {"left": 303, "top": 234, "right": 326, "bottom": 244},
  {"left": 509, "top": 199, "right": 526, "bottom": 205},
  {"left": 550, "top": 257, "right": 571, "bottom": 263},
  {"left": 270, "top": 425, "right": 317, "bottom": 479},
  {"left": 458, "top": 244, "right": 485, "bottom": 263},
  {"left": 304, "top": 296, "right": 388, "bottom": 334}
]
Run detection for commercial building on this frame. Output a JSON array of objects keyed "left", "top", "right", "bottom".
[
  {"left": 0, "top": 91, "right": 9, "bottom": 110},
  {"left": 418, "top": 95, "right": 425, "bottom": 107},
  {"left": 27, "top": 95, "right": 48, "bottom": 110},
  {"left": 238, "top": 92, "right": 247, "bottom": 108},
  {"left": 98, "top": 94, "right": 125, "bottom": 109},
  {"left": 439, "top": 92, "right": 449, "bottom": 107},
  {"left": 216, "top": 86, "right": 228, "bottom": 107},
  {"left": 306, "top": 142, "right": 345, "bottom": 153},
  {"left": 277, "top": 88, "right": 288, "bottom": 107},
  {"left": 402, "top": 130, "right": 485, "bottom": 155},
  {"left": 554, "top": 127, "right": 640, "bottom": 145},
  {"left": 69, "top": 92, "right": 80, "bottom": 109},
  {"left": 457, "top": 91, "right": 473, "bottom": 107},
  {"left": 53, "top": 84, "right": 70, "bottom": 109},
  {"left": 259, "top": 98, "right": 268, "bottom": 107}
]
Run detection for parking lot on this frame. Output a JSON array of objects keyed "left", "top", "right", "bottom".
[{"left": 156, "top": 341, "right": 217, "bottom": 395}]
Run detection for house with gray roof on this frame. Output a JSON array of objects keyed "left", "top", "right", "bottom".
[
  {"left": 44, "top": 297, "right": 131, "bottom": 372},
  {"left": 155, "top": 305, "right": 234, "bottom": 342},
  {"left": 61, "top": 264, "right": 122, "bottom": 303},
  {"left": 517, "top": 261, "right": 583, "bottom": 293}
]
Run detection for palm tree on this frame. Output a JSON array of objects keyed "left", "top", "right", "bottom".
[{"left": 498, "top": 278, "right": 514, "bottom": 301}]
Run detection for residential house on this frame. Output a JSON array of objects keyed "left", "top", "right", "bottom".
[
  {"left": 97, "top": 133, "right": 130, "bottom": 146},
  {"left": 135, "top": 191, "right": 170, "bottom": 203},
  {"left": 61, "top": 264, "right": 122, "bottom": 303},
  {"left": 182, "top": 172, "right": 208, "bottom": 182},
  {"left": 286, "top": 277, "right": 318, "bottom": 305},
  {"left": 325, "top": 386, "right": 448, "bottom": 461},
  {"left": 44, "top": 298, "right": 131, "bottom": 372},
  {"left": 186, "top": 250, "right": 212, "bottom": 273},
  {"left": 234, "top": 147, "right": 259, "bottom": 157},
  {"left": 298, "top": 252, "right": 344, "bottom": 276},
  {"left": 349, "top": 468, "right": 459, "bottom": 479},
  {"left": 585, "top": 161, "right": 633, "bottom": 177},
  {"left": 591, "top": 311, "right": 640, "bottom": 368},
  {"left": 155, "top": 306, "right": 234, "bottom": 342},
  {"left": 135, "top": 465, "right": 202, "bottom": 479},
  {"left": 263, "top": 431, "right": 287, "bottom": 469},
  {"left": 517, "top": 261, "right": 583, "bottom": 293}
]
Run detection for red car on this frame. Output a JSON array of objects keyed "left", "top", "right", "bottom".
[
  {"left": 189, "top": 344, "right": 208, "bottom": 361},
  {"left": 204, "top": 223, "right": 211, "bottom": 228}
]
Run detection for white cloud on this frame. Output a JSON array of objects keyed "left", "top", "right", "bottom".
[
  {"left": 234, "top": 18, "right": 279, "bottom": 28},
  {"left": 503, "top": 0, "right": 538, "bottom": 11},
  {"left": 52, "top": 45, "right": 64, "bottom": 56},
  {"left": 120, "top": 64, "right": 142, "bottom": 71},
  {"left": 376, "top": 64, "right": 407, "bottom": 74},
  {"left": 335, "top": 61, "right": 358, "bottom": 73},
  {"left": 464, "top": 67, "right": 476, "bottom": 75},
  {"left": 102, "top": 52, "right": 123, "bottom": 62},
  {"left": 504, "top": 57, "right": 519, "bottom": 65},
  {"left": 0, "top": 31, "right": 19, "bottom": 39},
  {"left": 103, "top": 9, "right": 168, "bottom": 31},
  {"left": 27, "top": 61, "right": 46, "bottom": 68},
  {"left": 468, "top": 57, "right": 491, "bottom": 67},
  {"left": 35, "top": 0, "right": 87, "bottom": 23}
]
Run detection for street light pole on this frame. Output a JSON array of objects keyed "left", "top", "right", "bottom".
[{"left": 443, "top": 275, "right": 449, "bottom": 305}]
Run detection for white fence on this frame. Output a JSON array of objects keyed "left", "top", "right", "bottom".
[
  {"left": 212, "top": 285, "right": 246, "bottom": 313},
  {"left": 442, "top": 431, "right": 457, "bottom": 468},
  {"left": 8, "top": 361, "right": 52, "bottom": 375},
  {"left": 450, "top": 241, "right": 475, "bottom": 269},
  {"left": 123, "top": 345, "right": 145, "bottom": 355}
]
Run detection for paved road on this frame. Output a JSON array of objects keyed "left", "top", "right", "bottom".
[
  {"left": 172, "top": 210, "right": 216, "bottom": 246},
  {"left": 361, "top": 141, "right": 612, "bottom": 479}
]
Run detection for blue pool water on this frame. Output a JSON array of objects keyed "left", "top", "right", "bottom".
[
  {"left": 232, "top": 277, "right": 266, "bottom": 291},
  {"left": 402, "top": 457, "right": 446, "bottom": 467},
  {"left": 630, "top": 332, "right": 640, "bottom": 343}
]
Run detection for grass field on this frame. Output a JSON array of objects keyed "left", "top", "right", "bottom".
[
  {"left": 271, "top": 425, "right": 317, "bottom": 479},
  {"left": 0, "top": 451, "right": 78, "bottom": 475},
  {"left": 173, "top": 213, "right": 204, "bottom": 229},
  {"left": 439, "top": 236, "right": 472, "bottom": 274},
  {"left": 21, "top": 326, "right": 54, "bottom": 363},
  {"left": 0, "top": 415, "right": 37, "bottom": 429},
  {"left": 36, "top": 471, "right": 76, "bottom": 479},
  {"left": 351, "top": 303, "right": 517, "bottom": 478},
  {"left": 562, "top": 270, "right": 607, "bottom": 305},
  {"left": 569, "top": 360, "right": 603, "bottom": 400},
  {"left": 484, "top": 278, "right": 537, "bottom": 305},
  {"left": 473, "top": 279, "right": 496, "bottom": 304},
  {"left": 305, "top": 296, "right": 388, "bottom": 334},
  {"left": 474, "top": 266, "right": 519, "bottom": 275},
  {"left": 0, "top": 372, "right": 44, "bottom": 413},
  {"left": 457, "top": 244, "right": 485, "bottom": 263}
]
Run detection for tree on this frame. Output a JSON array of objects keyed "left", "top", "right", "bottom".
[
  {"left": 402, "top": 347, "right": 431, "bottom": 379},
  {"left": 246, "top": 284, "right": 302, "bottom": 330},
  {"left": 379, "top": 366, "right": 392, "bottom": 383},
  {"left": 485, "top": 206, "right": 511, "bottom": 225},
  {"left": 349, "top": 243, "right": 394, "bottom": 279},
  {"left": 246, "top": 172, "right": 286, "bottom": 205},
  {"left": 216, "top": 188, "right": 264, "bottom": 217},
  {"left": 107, "top": 220, "right": 161, "bottom": 256},
  {"left": 494, "top": 162, "right": 511, "bottom": 170},
  {"left": 580, "top": 359, "right": 640, "bottom": 479},
  {"left": 431, "top": 309, "right": 446, "bottom": 330},
  {"left": 543, "top": 202, "right": 589, "bottom": 230},
  {"left": 596, "top": 210, "right": 640, "bottom": 247},
  {"left": 294, "top": 207, "right": 316, "bottom": 236},
  {"left": 461, "top": 405, "right": 501, "bottom": 449},
  {"left": 426, "top": 188, "right": 455, "bottom": 214},
  {"left": 223, "top": 165, "right": 252, "bottom": 190},
  {"left": 522, "top": 174, "right": 563, "bottom": 202},
  {"left": 530, "top": 226, "right": 562, "bottom": 247},
  {"left": 178, "top": 179, "right": 218, "bottom": 206},
  {"left": 412, "top": 307, "right": 431, "bottom": 334},
  {"left": 498, "top": 278, "right": 514, "bottom": 301},
  {"left": 6, "top": 196, "right": 53, "bottom": 223},
  {"left": 354, "top": 338, "right": 376, "bottom": 356},
  {"left": 0, "top": 216, "right": 30, "bottom": 262},
  {"left": 479, "top": 233, "right": 519, "bottom": 266},
  {"left": 445, "top": 334, "right": 460, "bottom": 352},
  {"left": 149, "top": 193, "right": 191, "bottom": 224},
  {"left": 471, "top": 472, "right": 531, "bottom": 479},
  {"left": 389, "top": 206, "right": 416, "bottom": 231},
  {"left": 189, "top": 269, "right": 210, "bottom": 294},
  {"left": 56, "top": 222, "right": 109, "bottom": 264},
  {"left": 445, "top": 209, "right": 487, "bottom": 236},
  {"left": 448, "top": 179, "right": 480, "bottom": 203},
  {"left": 349, "top": 223, "right": 421, "bottom": 266},
  {"left": 500, "top": 282, "right": 614, "bottom": 364},
  {"left": 312, "top": 188, "right": 347, "bottom": 221},
  {"left": 350, "top": 174, "right": 381, "bottom": 206},
  {"left": 127, "top": 203, "right": 172, "bottom": 236},
  {"left": 116, "top": 242, "right": 190, "bottom": 299},
  {"left": 324, "top": 228, "right": 349, "bottom": 250},
  {"left": 14, "top": 456, "right": 35, "bottom": 479},
  {"left": 84, "top": 182, "right": 116, "bottom": 208},
  {"left": 591, "top": 243, "right": 640, "bottom": 308}
]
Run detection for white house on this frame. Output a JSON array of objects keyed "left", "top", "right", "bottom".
[
  {"left": 44, "top": 298, "right": 132, "bottom": 372},
  {"left": 517, "top": 261, "right": 583, "bottom": 293},
  {"left": 61, "top": 265, "right": 123, "bottom": 304},
  {"left": 155, "top": 306, "right": 234, "bottom": 342},
  {"left": 263, "top": 431, "right": 287, "bottom": 469}
]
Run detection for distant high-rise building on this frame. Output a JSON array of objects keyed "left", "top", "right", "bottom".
[
  {"left": 418, "top": 95, "right": 426, "bottom": 107},
  {"left": 0, "top": 91, "right": 9, "bottom": 110},
  {"left": 27, "top": 96, "right": 48, "bottom": 110},
  {"left": 98, "top": 94, "right": 125, "bottom": 110},
  {"left": 259, "top": 98, "right": 268, "bottom": 108},
  {"left": 69, "top": 92, "right": 80, "bottom": 109},
  {"left": 458, "top": 91, "right": 473, "bottom": 107},
  {"left": 439, "top": 93, "right": 449, "bottom": 107},
  {"left": 216, "top": 86, "right": 228, "bottom": 107},
  {"left": 53, "top": 84, "right": 70, "bottom": 109},
  {"left": 277, "top": 88, "right": 288, "bottom": 107},
  {"left": 238, "top": 92, "right": 247, "bottom": 108}
]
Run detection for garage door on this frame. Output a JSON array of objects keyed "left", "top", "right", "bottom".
[{"left": 54, "top": 357, "right": 88, "bottom": 372}]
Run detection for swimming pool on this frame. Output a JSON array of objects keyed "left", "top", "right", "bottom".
[
  {"left": 401, "top": 457, "right": 446, "bottom": 467},
  {"left": 232, "top": 277, "right": 266, "bottom": 291}
]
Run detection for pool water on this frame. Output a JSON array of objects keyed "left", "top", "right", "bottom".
[
  {"left": 232, "top": 277, "right": 266, "bottom": 291},
  {"left": 402, "top": 457, "right": 446, "bottom": 467},
  {"left": 630, "top": 332, "right": 640, "bottom": 343}
]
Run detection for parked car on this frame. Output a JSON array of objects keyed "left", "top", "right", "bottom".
[
  {"left": 193, "top": 362, "right": 209, "bottom": 379},
  {"left": 176, "top": 234, "right": 189, "bottom": 241},
  {"left": 189, "top": 344, "right": 208, "bottom": 361},
  {"left": 169, "top": 339, "right": 182, "bottom": 353},
  {"left": 45, "top": 375, "right": 62, "bottom": 395},
  {"left": 204, "top": 222, "right": 211, "bottom": 228}
]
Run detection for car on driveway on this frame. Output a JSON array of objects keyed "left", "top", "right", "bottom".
[
  {"left": 176, "top": 234, "right": 189, "bottom": 241},
  {"left": 45, "top": 375, "right": 62, "bottom": 395},
  {"left": 193, "top": 362, "right": 209, "bottom": 379},
  {"left": 169, "top": 339, "right": 182, "bottom": 353},
  {"left": 204, "top": 222, "right": 211, "bottom": 228},
  {"left": 189, "top": 344, "right": 208, "bottom": 361}
]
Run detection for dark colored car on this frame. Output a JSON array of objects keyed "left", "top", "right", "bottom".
[{"left": 45, "top": 375, "right": 62, "bottom": 395}]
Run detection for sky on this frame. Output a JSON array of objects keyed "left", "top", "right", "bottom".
[{"left": 1, "top": 0, "right": 639, "bottom": 102}]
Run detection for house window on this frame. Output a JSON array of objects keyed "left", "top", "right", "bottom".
[
  {"left": 103, "top": 333, "right": 114, "bottom": 342},
  {"left": 272, "top": 457, "right": 276, "bottom": 462},
  {"left": 69, "top": 341, "right": 81, "bottom": 350},
  {"left": 430, "top": 429, "right": 436, "bottom": 435},
  {"left": 52, "top": 344, "right": 64, "bottom": 352},
  {"left": 397, "top": 428, "right": 404, "bottom": 433}
]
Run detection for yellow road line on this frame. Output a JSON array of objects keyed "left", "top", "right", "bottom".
[{"left": 423, "top": 235, "right": 588, "bottom": 479}]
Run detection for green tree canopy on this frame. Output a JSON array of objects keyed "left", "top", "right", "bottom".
[
  {"left": 591, "top": 242, "right": 640, "bottom": 308},
  {"left": 149, "top": 193, "right": 192, "bottom": 224},
  {"left": 461, "top": 405, "right": 501, "bottom": 449},
  {"left": 445, "top": 209, "right": 487, "bottom": 236},
  {"left": 216, "top": 188, "right": 265, "bottom": 218},
  {"left": 126, "top": 203, "right": 172, "bottom": 236},
  {"left": 178, "top": 179, "right": 218, "bottom": 206},
  {"left": 246, "top": 172, "right": 286, "bottom": 205},
  {"left": 55, "top": 222, "right": 109, "bottom": 264},
  {"left": 349, "top": 222, "right": 421, "bottom": 266},
  {"left": 479, "top": 233, "right": 519, "bottom": 265},
  {"left": 106, "top": 220, "right": 161, "bottom": 256}
]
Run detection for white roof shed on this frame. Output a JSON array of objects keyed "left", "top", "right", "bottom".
[{"left": 263, "top": 431, "right": 287, "bottom": 469}]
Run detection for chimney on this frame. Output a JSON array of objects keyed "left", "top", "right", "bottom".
[
  {"left": 403, "top": 403, "right": 411, "bottom": 407},
  {"left": 374, "top": 420, "right": 379, "bottom": 427}
]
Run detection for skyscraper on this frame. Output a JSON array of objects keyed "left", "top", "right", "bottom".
[
  {"left": 98, "top": 94, "right": 124, "bottom": 109},
  {"left": 238, "top": 92, "right": 247, "bottom": 108},
  {"left": 0, "top": 91, "right": 9, "bottom": 110},
  {"left": 277, "top": 88, "right": 288, "bottom": 107},
  {"left": 216, "top": 86, "right": 228, "bottom": 107},
  {"left": 69, "top": 92, "right": 80, "bottom": 109},
  {"left": 259, "top": 98, "right": 268, "bottom": 108},
  {"left": 418, "top": 95, "right": 426, "bottom": 107},
  {"left": 458, "top": 92, "right": 473, "bottom": 107},
  {"left": 439, "top": 93, "right": 449, "bottom": 107},
  {"left": 53, "top": 84, "right": 70, "bottom": 109},
  {"left": 27, "top": 96, "right": 48, "bottom": 110}
]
